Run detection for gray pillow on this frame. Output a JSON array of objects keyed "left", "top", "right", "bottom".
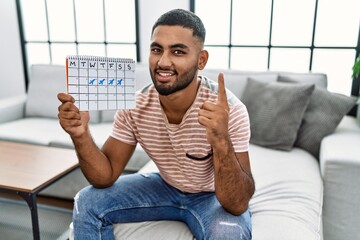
[
  {"left": 279, "top": 76, "right": 357, "bottom": 158},
  {"left": 241, "top": 78, "right": 315, "bottom": 151},
  {"left": 279, "top": 73, "right": 327, "bottom": 89}
]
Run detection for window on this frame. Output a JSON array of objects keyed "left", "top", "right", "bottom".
[
  {"left": 17, "top": 0, "right": 138, "bottom": 87},
  {"left": 193, "top": 0, "right": 360, "bottom": 97}
]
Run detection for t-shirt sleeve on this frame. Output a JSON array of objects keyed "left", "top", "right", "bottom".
[
  {"left": 228, "top": 102, "right": 251, "bottom": 152},
  {"left": 110, "top": 110, "right": 137, "bottom": 145}
]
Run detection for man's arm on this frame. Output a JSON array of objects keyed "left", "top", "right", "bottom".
[
  {"left": 57, "top": 93, "right": 135, "bottom": 188},
  {"left": 198, "top": 73, "right": 255, "bottom": 215},
  {"left": 212, "top": 141, "right": 254, "bottom": 215}
]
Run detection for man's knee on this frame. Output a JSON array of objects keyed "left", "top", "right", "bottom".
[
  {"left": 73, "top": 186, "right": 104, "bottom": 219},
  {"left": 207, "top": 220, "right": 252, "bottom": 240},
  {"left": 204, "top": 209, "right": 252, "bottom": 240}
]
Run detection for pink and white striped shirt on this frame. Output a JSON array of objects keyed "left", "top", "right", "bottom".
[{"left": 111, "top": 76, "right": 250, "bottom": 193}]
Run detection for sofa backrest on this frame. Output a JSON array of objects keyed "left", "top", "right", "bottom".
[
  {"left": 26, "top": 64, "right": 100, "bottom": 123},
  {"left": 102, "top": 64, "right": 327, "bottom": 122},
  {"left": 198, "top": 68, "right": 327, "bottom": 99},
  {"left": 26, "top": 64, "right": 328, "bottom": 123}
]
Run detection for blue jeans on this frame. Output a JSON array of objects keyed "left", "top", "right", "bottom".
[{"left": 73, "top": 173, "right": 252, "bottom": 240}]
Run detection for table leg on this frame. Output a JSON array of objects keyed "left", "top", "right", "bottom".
[{"left": 18, "top": 192, "right": 40, "bottom": 240}]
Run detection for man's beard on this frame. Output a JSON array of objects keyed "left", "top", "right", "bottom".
[{"left": 150, "top": 65, "right": 198, "bottom": 96}]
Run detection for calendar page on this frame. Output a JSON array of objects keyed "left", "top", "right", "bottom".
[{"left": 66, "top": 55, "right": 136, "bottom": 111}]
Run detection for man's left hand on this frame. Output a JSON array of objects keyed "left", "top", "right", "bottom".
[{"left": 198, "top": 73, "right": 230, "bottom": 147}]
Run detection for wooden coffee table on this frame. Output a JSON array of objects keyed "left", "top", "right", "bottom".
[{"left": 0, "top": 141, "right": 79, "bottom": 240}]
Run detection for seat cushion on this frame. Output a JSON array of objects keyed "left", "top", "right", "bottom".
[
  {"left": 69, "top": 221, "right": 194, "bottom": 240},
  {"left": 249, "top": 144, "right": 323, "bottom": 240}
]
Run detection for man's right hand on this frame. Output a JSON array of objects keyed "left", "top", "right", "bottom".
[{"left": 57, "top": 93, "right": 90, "bottom": 138}]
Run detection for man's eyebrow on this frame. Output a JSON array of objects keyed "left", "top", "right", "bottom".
[
  {"left": 150, "top": 42, "right": 189, "bottom": 50},
  {"left": 150, "top": 42, "right": 162, "bottom": 48},
  {"left": 170, "top": 43, "right": 189, "bottom": 49}
]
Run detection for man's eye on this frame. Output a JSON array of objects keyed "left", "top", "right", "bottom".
[
  {"left": 174, "top": 50, "right": 185, "bottom": 55},
  {"left": 151, "top": 48, "right": 161, "bottom": 53}
]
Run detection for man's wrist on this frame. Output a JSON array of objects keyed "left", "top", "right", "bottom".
[
  {"left": 71, "top": 129, "right": 92, "bottom": 146},
  {"left": 212, "top": 136, "right": 232, "bottom": 157}
]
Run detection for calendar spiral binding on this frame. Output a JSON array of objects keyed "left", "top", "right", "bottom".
[{"left": 66, "top": 55, "right": 135, "bottom": 63}]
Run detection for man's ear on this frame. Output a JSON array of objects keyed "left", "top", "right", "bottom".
[{"left": 198, "top": 50, "right": 209, "bottom": 70}]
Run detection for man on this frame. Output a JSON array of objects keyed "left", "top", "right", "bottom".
[{"left": 58, "top": 9, "right": 255, "bottom": 240}]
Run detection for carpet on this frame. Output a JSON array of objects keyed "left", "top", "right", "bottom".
[{"left": 0, "top": 197, "right": 72, "bottom": 240}]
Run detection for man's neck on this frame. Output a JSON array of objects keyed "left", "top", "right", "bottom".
[{"left": 159, "top": 77, "right": 201, "bottom": 124}]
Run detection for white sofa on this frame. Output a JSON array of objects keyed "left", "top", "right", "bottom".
[{"left": 0, "top": 64, "right": 359, "bottom": 240}]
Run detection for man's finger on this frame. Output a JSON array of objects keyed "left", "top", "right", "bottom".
[
  {"left": 57, "top": 92, "right": 75, "bottom": 103},
  {"left": 217, "top": 73, "right": 228, "bottom": 105}
]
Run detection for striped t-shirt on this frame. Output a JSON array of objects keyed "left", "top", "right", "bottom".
[{"left": 111, "top": 76, "right": 250, "bottom": 193}]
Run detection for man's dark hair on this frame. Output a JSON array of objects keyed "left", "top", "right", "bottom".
[{"left": 151, "top": 9, "right": 206, "bottom": 44}]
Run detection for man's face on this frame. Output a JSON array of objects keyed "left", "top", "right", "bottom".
[{"left": 149, "top": 25, "right": 204, "bottom": 96}]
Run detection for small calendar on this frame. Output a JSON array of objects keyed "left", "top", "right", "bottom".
[{"left": 66, "top": 55, "right": 136, "bottom": 111}]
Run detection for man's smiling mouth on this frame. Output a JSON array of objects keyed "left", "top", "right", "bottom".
[
  {"left": 155, "top": 69, "right": 176, "bottom": 83},
  {"left": 158, "top": 72, "right": 174, "bottom": 77}
]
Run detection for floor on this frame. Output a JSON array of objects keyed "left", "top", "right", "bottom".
[{"left": 0, "top": 193, "right": 73, "bottom": 240}]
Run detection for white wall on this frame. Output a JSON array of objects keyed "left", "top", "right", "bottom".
[
  {"left": 138, "top": 0, "right": 189, "bottom": 63},
  {"left": 0, "top": 0, "right": 25, "bottom": 99}
]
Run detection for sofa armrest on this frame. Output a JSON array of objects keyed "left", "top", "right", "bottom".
[
  {"left": 0, "top": 94, "right": 26, "bottom": 123},
  {"left": 320, "top": 116, "right": 360, "bottom": 240}
]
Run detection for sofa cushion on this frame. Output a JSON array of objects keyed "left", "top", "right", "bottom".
[
  {"left": 116, "top": 143, "right": 323, "bottom": 240},
  {"left": 248, "top": 144, "right": 323, "bottom": 240},
  {"left": 49, "top": 123, "right": 150, "bottom": 172},
  {"left": 0, "top": 94, "right": 26, "bottom": 123},
  {"left": 279, "top": 73, "right": 327, "bottom": 89},
  {"left": 101, "top": 110, "right": 117, "bottom": 123},
  {"left": 241, "top": 78, "right": 314, "bottom": 151},
  {"left": 26, "top": 64, "right": 100, "bottom": 123},
  {"left": 0, "top": 118, "right": 69, "bottom": 146},
  {"left": 279, "top": 77, "right": 357, "bottom": 158},
  {"left": 69, "top": 221, "right": 194, "bottom": 240}
]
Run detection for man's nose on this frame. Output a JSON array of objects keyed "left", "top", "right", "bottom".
[{"left": 158, "top": 52, "right": 172, "bottom": 67}]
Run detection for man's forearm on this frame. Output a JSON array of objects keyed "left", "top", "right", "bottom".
[
  {"left": 213, "top": 138, "right": 255, "bottom": 215},
  {"left": 71, "top": 130, "right": 114, "bottom": 188}
]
